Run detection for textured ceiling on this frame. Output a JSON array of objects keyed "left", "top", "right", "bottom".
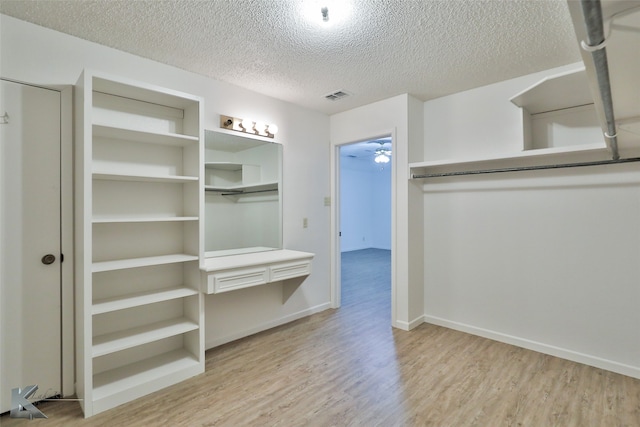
[{"left": 0, "top": 0, "right": 581, "bottom": 115}]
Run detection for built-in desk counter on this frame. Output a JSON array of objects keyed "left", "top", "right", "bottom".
[{"left": 201, "top": 249, "right": 314, "bottom": 294}]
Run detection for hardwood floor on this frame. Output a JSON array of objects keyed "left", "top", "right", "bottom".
[{"left": 3, "top": 248, "right": 639, "bottom": 426}]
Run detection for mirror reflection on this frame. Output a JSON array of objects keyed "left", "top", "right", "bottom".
[{"left": 204, "top": 130, "right": 282, "bottom": 257}]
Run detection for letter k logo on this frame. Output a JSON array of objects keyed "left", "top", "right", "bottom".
[{"left": 10, "top": 385, "right": 47, "bottom": 419}]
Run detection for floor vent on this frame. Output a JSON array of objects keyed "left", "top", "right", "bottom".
[{"left": 324, "top": 90, "right": 351, "bottom": 101}]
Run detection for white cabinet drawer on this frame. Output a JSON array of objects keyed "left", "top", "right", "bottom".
[
  {"left": 270, "top": 260, "right": 312, "bottom": 282},
  {"left": 208, "top": 267, "right": 268, "bottom": 293},
  {"left": 202, "top": 249, "right": 314, "bottom": 294}
]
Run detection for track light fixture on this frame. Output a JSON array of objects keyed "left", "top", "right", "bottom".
[{"left": 220, "top": 114, "right": 278, "bottom": 138}]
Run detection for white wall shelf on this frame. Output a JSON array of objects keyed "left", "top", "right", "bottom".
[
  {"left": 92, "top": 216, "right": 199, "bottom": 224},
  {"left": 93, "top": 172, "right": 198, "bottom": 183},
  {"left": 92, "top": 349, "right": 200, "bottom": 408},
  {"left": 510, "top": 67, "right": 604, "bottom": 152},
  {"left": 92, "top": 254, "right": 199, "bottom": 273},
  {"left": 410, "top": 143, "right": 610, "bottom": 177},
  {"left": 93, "top": 287, "right": 199, "bottom": 315},
  {"left": 510, "top": 68, "right": 593, "bottom": 114},
  {"left": 92, "top": 318, "right": 199, "bottom": 357},
  {"left": 93, "top": 124, "right": 199, "bottom": 147},
  {"left": 75, "top": 69, "right": 204, "bottom": 417}
]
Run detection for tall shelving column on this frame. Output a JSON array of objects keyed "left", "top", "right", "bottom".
[{"left": 75, "top": 70, "right": 204, "bottom": 417}]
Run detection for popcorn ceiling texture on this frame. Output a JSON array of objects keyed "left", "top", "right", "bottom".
[{"left": 0, "top": 0, "right": 581, "bottom": 115}]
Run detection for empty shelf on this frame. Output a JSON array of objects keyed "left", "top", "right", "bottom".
[
  {"left": 92, "top": 254, "right": 199, "bottom": 273},
  {"left": 93, "top": 124, "right": 199, "bottom": 146},
  {"left": 92, "top": 287, "right": 199, "bottom": 315},
  {"left": 93, "top": 172, "right": 198, "bottom": 183},
  {"left": 92, "top": 216, "right": 198, "bottom": 224},
  {"left": 92, "top": 349, "right": 200, "bottom": 402},
  {"left": 92, "top": 318, "right": 199, "bottom": 357}
]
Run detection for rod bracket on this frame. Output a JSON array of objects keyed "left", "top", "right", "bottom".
[{"left": 580, "top": 38, "right": 608, "bottom": 52}]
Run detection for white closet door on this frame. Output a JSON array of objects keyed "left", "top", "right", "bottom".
[{"left": 1, "top": 80, "right": 61, "bottom": 413}]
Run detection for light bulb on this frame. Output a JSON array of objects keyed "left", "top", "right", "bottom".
[
  {"left": 267, "top": 124, "right": 278, "bottom": 135},
  {"left": 255, "top": 121, "right": 267, "bottom": 135},
  {"left": 241, "top": 118, "right": 254, "bottom": 133},
  {"left": 375, "top": 154, "right": 390, "bottom": 164}
]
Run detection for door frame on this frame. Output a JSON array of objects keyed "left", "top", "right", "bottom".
[
  {"left": 1, "top": 78, "right": 74, "bottom": 398},
  {"left": 330, "top": 129, "right": 396, "bottom": 318}
]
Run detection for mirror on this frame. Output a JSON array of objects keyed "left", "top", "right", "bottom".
[{"left": 204, "top": 130, "right": 282, "bottom": 257}]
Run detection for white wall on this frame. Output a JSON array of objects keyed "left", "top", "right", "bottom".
[
  {"left": 339, "top": 157, "right": 391, "bottom": 252},
  {"left": 370, "top": 167, "right": 391, "bottom": 250},
  {"left": 420, "top": 66, "right": 640, "bottom": 378},
  {"left": 1, "top": 15, "right": 332, "bottom": 350}
]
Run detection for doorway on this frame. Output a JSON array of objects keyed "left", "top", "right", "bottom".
[
  {"left": 336, "top": 137, "right": 392, "bottom": 310},
  {"left": 0, "top": 79, "right": 73, "bottom": 412}
]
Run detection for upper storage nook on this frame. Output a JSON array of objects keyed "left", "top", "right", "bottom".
[{"left": 510, "top": 67, "right": 605, "bottom": 152}]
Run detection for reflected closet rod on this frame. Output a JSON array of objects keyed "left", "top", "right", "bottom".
[
  {"left": 411, "top": 157, "right": 640, "bottom": 179},
  {"left": 204, "top": 188, "right": 278, "bottom": 196},
  {"left": 221, "top": 189, "right": 278, "bottom": 196},
  {"left": 580, "top": 0, "right": 619, "bottom": 160}
]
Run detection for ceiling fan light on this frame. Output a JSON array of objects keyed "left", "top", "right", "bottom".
[{"left": 375, "top": 153, "right": 390, "bottom": 164}]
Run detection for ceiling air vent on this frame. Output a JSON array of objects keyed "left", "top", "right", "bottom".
[{"left": 324, "top": 90, "right": 351, "bottom": 101}]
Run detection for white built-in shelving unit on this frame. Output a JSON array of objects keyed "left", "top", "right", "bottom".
[{"left": 75, "top": 70, "right": 204, "bottom": 417}]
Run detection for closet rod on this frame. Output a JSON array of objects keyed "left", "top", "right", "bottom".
[
  {"left": 412, "top": 157, "right": 640, "bottom": 179},
  {"left": 215, "top": 188, "right": 279, "bottom": 196},
  {"left": 580, "top": 0, "right": 619, "bottom": 160}
]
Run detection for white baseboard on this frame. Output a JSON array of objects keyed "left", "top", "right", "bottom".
[
  {"left": 394, "top": 314, "right": 425, "bottom": 331},
  {"left": 205, "top": 303, "right": 332, "bottom": 350},
  {"left": 423, "top": 315, "right": 640, "bottom": 380}
]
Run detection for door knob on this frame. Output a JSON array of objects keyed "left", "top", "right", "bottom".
[{"left": 41, "top": 254, "right": 56, "bottom": 265}]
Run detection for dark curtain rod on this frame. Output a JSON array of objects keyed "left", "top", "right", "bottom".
[{"left": 412, "top": 157, "right": 640, "bottom": 179}]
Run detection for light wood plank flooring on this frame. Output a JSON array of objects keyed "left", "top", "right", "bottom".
[{"left": 2, "top": 248, "right": 639, "bottom": 426}]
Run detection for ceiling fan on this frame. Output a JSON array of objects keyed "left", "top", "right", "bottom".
[{"left": 369, "top": 139, "right": 392, "bottom": 164}]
